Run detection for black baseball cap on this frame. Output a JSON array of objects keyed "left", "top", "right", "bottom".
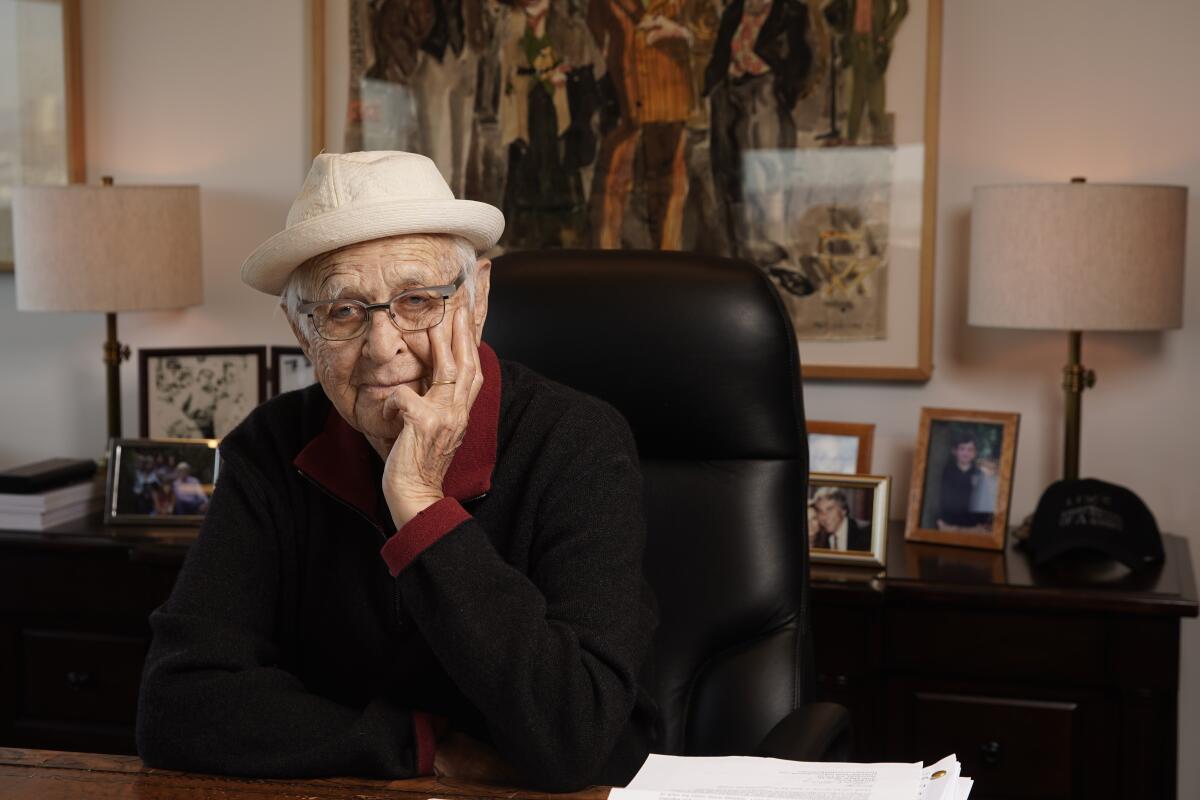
[{"left": 1028, "top": 479, "right": 1164, "bottom": 571}]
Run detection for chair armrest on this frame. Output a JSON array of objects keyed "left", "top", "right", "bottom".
[{"left": 754, "top": 702, "right": 853, "bottom": 762}]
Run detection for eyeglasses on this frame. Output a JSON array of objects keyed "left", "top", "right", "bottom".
[{"left": 298, "top": 269, "right": 466, "bottom": 341}]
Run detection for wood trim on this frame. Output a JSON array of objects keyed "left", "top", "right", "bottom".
[
  {"left": 802, "top": 364, "right": 931, "bottom": 382},
  {"left": 802, "top": 0, "right": 942, "bottom": 383},
  {"left": 310, "top": 0, "right": 326, "bottom": 159},
  {"left": 62, "top": 0, "right": 86, "bottom": 184},
  {"left": 0, "top": 0, "right": 86, "bottom": 273},
  {"left": 807, "top": 420, "right": 875, "bottom": 474}
]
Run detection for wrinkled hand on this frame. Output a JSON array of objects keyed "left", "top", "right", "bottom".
[
  {"left": 381, "top": 306, "right": 484, "bottom": 528},
  {"left": 434, "top": 730, "right": 522, "bottom": 785}
]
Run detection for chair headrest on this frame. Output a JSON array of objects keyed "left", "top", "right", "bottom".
[{"left": 486, "top": 250, "right": 807, "bottom": 460}]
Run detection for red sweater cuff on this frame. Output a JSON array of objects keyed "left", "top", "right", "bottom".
[
  {"left": 380, "top": 498, "right": 470, "bottom": 577},
  {"left": 412, "top": 711, "right": 437, "bottom": 775}
]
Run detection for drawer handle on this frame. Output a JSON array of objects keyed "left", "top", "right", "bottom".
[
  {"left": 979, "top": 740, "right": 1002, "bottom": 767},
  {"left": 65, "top": 671, "right": 95, "bottom": 690}
]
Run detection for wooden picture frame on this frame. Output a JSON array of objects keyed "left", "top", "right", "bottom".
[
  {"left": 808, "top": 473, "right": 890, "bottom": 568},
  {"left": 905, "top": 407, "right": 1020, "bottom": 551},
  {"left": 807, "top": 420, "right": 875, "bottom": 474},
  {"left": 269, "top": 346, "right": 316, "bottom": 398},
  {"left": 138, "top": 347, "right": 268, "bottom": 440},
  {"left": 310, "top": 0, "right": 941, "bottom": 382},
  {"left": 104, "top": 437, "right": 220, "bottom": 526},
  {"left": 1, "top": 0, "right": 85, "bottom": 273}
]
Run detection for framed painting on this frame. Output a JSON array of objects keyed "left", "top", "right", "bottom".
[
  {"left": 905, "top": 407, "right": 1020, "bottom": 551},
  {"left": 270, "top": 345, "right": 317, "bottom": 397},
  {"left": 0, "top": 0, "right": 85, "bottom": 273},
  {"left": 310, "top": 0, "right": 941, "bottom": 381},
  {"left": 138, "top": 347, "right": 268, "bottom": 440},
  {"left": 807, "top": 472, "right": 890, "bottom": 568},
  {"left": 807, "top": 420, "right": 874, "bottom": 474}
]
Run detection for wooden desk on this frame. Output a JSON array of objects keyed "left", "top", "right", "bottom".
[
  {"left": 1, "top": 518, "right": 1196, "bottom": 799},
  {"left": 0, "top": 748, "right": 608, "bottom": 799}
]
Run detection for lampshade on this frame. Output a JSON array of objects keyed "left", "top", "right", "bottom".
[
  {"left": 968, "top": 183, "right": 1187, "bottom": 331},
  {"left": 13, "top": 184, "right": 204, "bottom": 312}
]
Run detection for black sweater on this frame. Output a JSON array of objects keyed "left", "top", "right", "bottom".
[{"left": 136, "top": 351, "right": 658, "bottom": 791}]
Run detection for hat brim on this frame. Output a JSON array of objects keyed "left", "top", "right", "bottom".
[{"left": 240, "top": 198, "right": 505, "bottom": 295}]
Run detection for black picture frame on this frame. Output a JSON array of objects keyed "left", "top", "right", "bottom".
[
  {"left": 269, "top": 346, "right": 316, "bottom": 398},
  {"left": 138, "top": 347, "right": 267, "bottom": 439}
]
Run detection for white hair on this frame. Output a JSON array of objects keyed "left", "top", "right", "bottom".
[{"left": 280, "top": 234, "right": 478, "bottom": 342}]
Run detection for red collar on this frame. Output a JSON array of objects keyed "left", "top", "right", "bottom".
[{"left": 293, "top": 342, "right": 501, "bottom": 524}]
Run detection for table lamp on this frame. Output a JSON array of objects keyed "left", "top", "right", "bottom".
[
  {"left": 968, "top": 178, "right": 1187, "bottom": 480},
  {"left": 13, "top": 178, "right": 203, "bottom": 446}
]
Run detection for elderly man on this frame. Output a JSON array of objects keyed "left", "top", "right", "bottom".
[
  {"left": 136, "top": 151, "right": 658, "bottom": 791},
  {"left": 810, "top": 487, "right": 870, "bottom": 551}
]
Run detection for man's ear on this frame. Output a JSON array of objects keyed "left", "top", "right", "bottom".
[
  {"left": 472, "top": 258, "right": 492, "bottom": 344},
  {"left": 283, "top": 306, "right": 314, "bottom": 362}
]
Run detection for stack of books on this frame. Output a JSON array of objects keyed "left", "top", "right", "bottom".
[{"left": 0, "top": 458, "right": 102, "bottom": 531}]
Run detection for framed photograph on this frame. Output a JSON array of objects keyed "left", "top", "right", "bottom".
[
  {"left": 270, "top": 346, "right": 316, "bottom": 397},
  {"left": 807, "top": 473, "right": 890, "bottom": 567},
  {"left": 104, "top": 437, "right": 220, "bottom": 525},
  {"left": 1, "top": 0, "right": 85, "bottom": 273},
  {"left": 808, "top": 420, "right": 875, "bottom": 474},
  {"left": 905, "top": 407, "right": 1020, "bottom": 551},
  {"left": 310, "top": 0, "right": 941, "bottom": 382},
  {"left": 139, "top": 347, "right": 267, "bottom": 439}
]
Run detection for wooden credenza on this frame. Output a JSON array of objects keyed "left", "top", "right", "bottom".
[
  {"left": 812, "top": 526, "right": 1197, "bottom": 800},
  {"left": 0, "top": 518, "right": 1195, "bottom": 800}
]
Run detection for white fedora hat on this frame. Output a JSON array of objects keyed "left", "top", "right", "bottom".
[{"left": 241, "top": 151, "right": 505, "bottom": 295}]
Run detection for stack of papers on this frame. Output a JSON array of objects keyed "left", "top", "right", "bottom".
[
  {"left": 612, "top": 754, "right": 972, "bottom": 800},
  {"left": 0, "top": 479, "right": 103, "bottom": 530}
]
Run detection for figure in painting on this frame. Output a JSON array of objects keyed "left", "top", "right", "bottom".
[
  {"left": 497, "top": 0, "right": 601, "bottom": 247},
  {"left": 586, "top": 0, "right": 698, "bottom": 250},
  {"left": 702, "top": 0, "right": 814, "bottom": 264},
  {"left": 365, "top": 0, "right": 486, "bottom": 194},
  {"left": 825, "top": 0, "right": 908, "bottom": 144}
]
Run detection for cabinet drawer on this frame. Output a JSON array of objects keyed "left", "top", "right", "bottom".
[
  {"left": 886, "top": 608, "right": 1106, "bottom": 683},
  {"left": 905, "top": 690, "right": 1078, "bottom": 799},
  {"left": 21, "top": 629, "right": 147, "bottom": 725}
]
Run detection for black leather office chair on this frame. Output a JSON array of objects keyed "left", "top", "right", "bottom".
[{"left": 485, "top": 249, "right": 851, "bottom": 762}]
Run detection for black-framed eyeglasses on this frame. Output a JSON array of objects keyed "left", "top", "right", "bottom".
[{"left": 297, "top": 269, "right": 466, "bottom": 341}]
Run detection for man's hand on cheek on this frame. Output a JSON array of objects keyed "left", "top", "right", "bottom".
[{"left": 381, "top": 306, "right": 484, "bottom": 529}]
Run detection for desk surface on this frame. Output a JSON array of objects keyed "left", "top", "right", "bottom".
[
  {"left": 811, "top": 526, "right": 1197, "bottom": 618},
  {"left": 0, "top": 748, "right": 609, "bottom": 800}
]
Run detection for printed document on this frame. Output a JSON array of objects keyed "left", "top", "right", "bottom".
[{"left": 610, "top": 753, "right": 972, "bottom": 800}]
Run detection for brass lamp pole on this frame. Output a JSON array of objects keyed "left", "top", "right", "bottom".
[
  {"left": 99, "top": 176, "right": 132, "bottom": 441},
  {"left": 1062, "top": 330, "right": 1095, "bottom": 482}
]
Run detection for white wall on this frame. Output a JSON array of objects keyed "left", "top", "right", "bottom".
[
  {"left": 0, "top": 0, "right": 1196, "bottom": 793},
  {"left": 802, "top": 2, "right": 1200, "bottom": 796}
]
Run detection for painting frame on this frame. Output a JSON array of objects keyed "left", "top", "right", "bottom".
[
  {"left": 807, "top": 472, "right": 890, "bottom": 568},
  {"left": 807, "top": 420, "right": 875, "bottom": 474},
  {"left": 104, "top": 437, "right": 220, "bottom": 526},
  {"left": 269, "top": 345, "right": 317, "bottom": 398},
  {"left": 138, "top": 347, "right": 268, "bottom": 440},
  {"left": 309, "top": 0, "right": 941, "bottom": 383},
  {"left": 905, "top": 407, "right": 1020, "bottom": 551},
  {"left": 0, "top": 0, "right": 85, "bottom": 273}
]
